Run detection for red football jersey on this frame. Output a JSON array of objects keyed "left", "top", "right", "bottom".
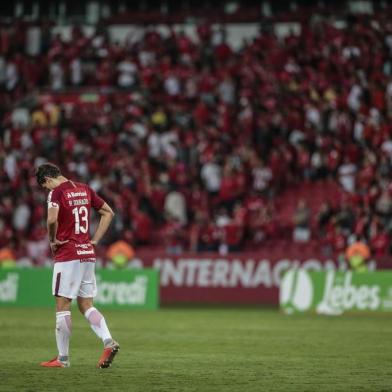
[{"left": 47, "top": 181, "right": 105, "bottom": 262}]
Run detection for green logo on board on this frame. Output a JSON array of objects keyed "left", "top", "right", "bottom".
[
  {"left": 0, "top": 273, "right": 18, "bottom": 302},
  {"left": 280, "top": 269, "right": 392, "bottom": 315}
]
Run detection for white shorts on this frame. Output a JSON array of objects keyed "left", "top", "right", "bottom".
[{"left": 52, "top": 260, "right": 97, "bottom": 299}]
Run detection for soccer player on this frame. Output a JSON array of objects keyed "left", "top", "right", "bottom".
[{"left": 36, "top": 163, "right": 120, "bottom": 368}]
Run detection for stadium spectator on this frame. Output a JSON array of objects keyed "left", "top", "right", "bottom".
[
  {"left": 164, "top": 186, "right": 187, "bottom": 225},
  {"left": 338, "top": 158, "right": 357, "bottom": 193},
  {"left": 335, "top": 202, "right": 356, "bottom": 235},
  {"left": 292, "top": 199, "right": 311, "bottom": 243},
  {"left": 106, "top": 240, "right": 135, "bottom": 268},
  {"left": 190, "top": 211, "right": 219, "bottom": 252},
  {"left": 201, "top": 157, "right": 222, "bottom": 197},
  {"left": 49, "top": 57, "right": 65, "bottom": 90},
  {"left": 345, "top": 239, "right": 371, "bottom": 272},
  {"left": 162, "top": 216, "right": 185, "bottom": 254},
  {"left": 117, "top": 55, "right": 138, "bottom": 88},
  {"left": 0, "top": 247, "right": 16, "bottom": 268},
  {"left": 317, "top": 202, "right": 334, "bottom": 236},
  {"left": 26, "top": 225, "right": 48, "bottom": 266},
  {"left": 375, "top": 189, "right": 392, "bottom": 224}
]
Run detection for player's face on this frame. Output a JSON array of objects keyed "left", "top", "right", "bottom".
[{"left": 42, "top": 177, "right": 55, "bottom": 191}]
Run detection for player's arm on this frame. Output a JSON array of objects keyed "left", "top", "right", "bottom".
[
  {"left": 91, "top": 202, "right": 115, "bottom": 245},
  {"left": 47, "top": 206, "right": 68, "bottom": 253},
  {"left": 47, "top": 206, "right": 59, "bottom": 243}
]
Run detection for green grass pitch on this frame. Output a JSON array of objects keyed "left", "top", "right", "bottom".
[{"left": 1, "top": 307, "right": 392, "bottom": 392}]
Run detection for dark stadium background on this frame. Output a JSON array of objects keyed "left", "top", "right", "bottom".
[{"left": 1, "top": 0, "right": 392, "bottom": 304}]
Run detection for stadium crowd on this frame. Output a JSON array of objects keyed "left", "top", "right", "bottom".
[{"left": 1, "top": 13, "right": 392, "bottom": 264}]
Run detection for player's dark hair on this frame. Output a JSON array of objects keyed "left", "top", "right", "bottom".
[{"left": 36, "top": 163, "right": 62, "bottom": 186}]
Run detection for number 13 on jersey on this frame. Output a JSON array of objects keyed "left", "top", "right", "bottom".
[{"left": 72, "top": 206, "right": 88, "bottom": 234}]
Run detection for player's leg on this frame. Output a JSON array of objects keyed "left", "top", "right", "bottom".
[
  {"left": 78, "top": 296, "right": 113, "bottom": 344},
  {"left": 77, "top": 261, "right": 119, "bottom": 368},
  {"left": 77, "top": 262, "right": 114, "bottom": 345},
  {"left": 41, "top": 261, "right": 80, "bottom": 368},
  {"left": 78, "top": 296, "right": 120, "bottom": 368},
  {"left": 55, "top": 296, "right": 72, "bottom": 361}
]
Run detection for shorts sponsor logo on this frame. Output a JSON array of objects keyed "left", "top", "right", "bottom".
[
  {"left": 80, "top": 258, "right": 96, "bottom": 263},
  {"left": 0, "top": 273, "right": 19, "bottom": 302}
]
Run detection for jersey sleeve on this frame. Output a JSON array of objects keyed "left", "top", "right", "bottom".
[
  {"left": 47, "top": 189, "right": 60, "bottom": 209},
  {"left": 90, "top": 187, "right": 105, "bottom": 210}
]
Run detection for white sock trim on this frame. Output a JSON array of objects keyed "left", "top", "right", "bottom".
[
  {"left": 84, "top": 307, "right": 96, "bottom": 319},
  {"left": 56, "top": 311, "right": 71, "bottom": 317}
]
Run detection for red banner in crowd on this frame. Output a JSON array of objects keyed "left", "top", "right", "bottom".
[{"left": 131, "top": 250, "right": 392, "bottom": 305}]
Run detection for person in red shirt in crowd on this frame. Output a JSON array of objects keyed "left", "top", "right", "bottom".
[
  {"left": 371, "top": 230, "right": 390, "bottom": 257},
  {"left": 190, "top": 211, "right": 219, "bottom": 252},
  {"left": 218, "top": 163, "right": 238, "bottom": 212},
  {"left": 317, "top": 202, "right": 334, "bottom": 237},
  {"left": 327, "top": 225, "right": 347, "bottom": 261},
  {"left": 132, "top": 206, "right": 152, "bottom": 246},
  {"left": 248, "top": 205, "right": 274, "bottom": 246},
  {"left": 162, "top": 215, "right": 186, "bottom": 254},
  {"left": 221, "top": 219, "right": 244, "bottom": 253}
]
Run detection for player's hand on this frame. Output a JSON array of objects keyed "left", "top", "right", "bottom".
[
  {"left": 49, "top": 239, "right": 69, "bottom": 254},
  {"left": 90, "top": 240, "right": 98, "bottom": 246}
]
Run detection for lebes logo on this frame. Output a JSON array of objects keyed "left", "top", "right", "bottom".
[
  {"left": 280, "top": 269, "right": 314, "bottom": 313},
  {"left": 280, "top": 269, "right": 383, "bottom": 315},
  {"left": 316, "top": 271, "right": 381, "bottom": 315}
]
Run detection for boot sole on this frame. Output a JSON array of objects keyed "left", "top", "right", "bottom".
[{"left": 98, "top": 346, "right": 120, "bottom": 369}]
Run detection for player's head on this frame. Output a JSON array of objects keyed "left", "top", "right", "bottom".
[{"left": 36, "top": 163, "right": 62, "bottom": 190}]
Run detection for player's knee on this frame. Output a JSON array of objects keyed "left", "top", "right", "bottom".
[
  {"left": 55, "top": 296, "right": 72, "bottom": 312},
  {"left": 77, "top": 297, "right": 93, "bottom": 314}
]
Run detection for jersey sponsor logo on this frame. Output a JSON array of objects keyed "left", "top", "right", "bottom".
[
  {"left": 75, "top": 243, "right": 95, "bottom": 255},
  {"left": 75, "top": 243, "right": 93, "bottom": 249},
  {"left": 66, "top": 191, "right": 88, "bottom": 198},
  {"left": 76, "top": 249, "right": 95, "bottom": 255},
  {"left": 48, "top": 201, "right": 59, "bottom": 208}
]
